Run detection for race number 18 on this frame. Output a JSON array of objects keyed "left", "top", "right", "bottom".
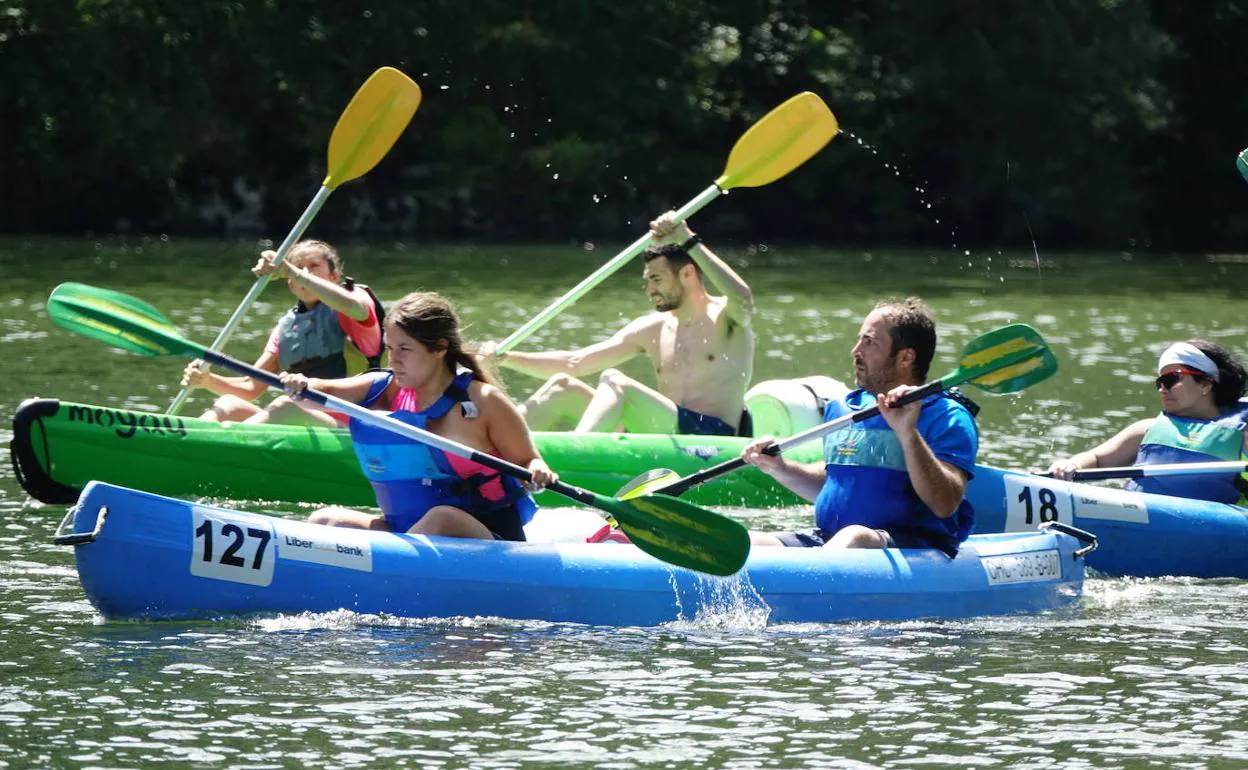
[
  {"left": 1003, "top": 476, "right": 1073, "bottom": 532},
  {"left": 1017, "top": 485, "right": 1061, "bottom": 524}
]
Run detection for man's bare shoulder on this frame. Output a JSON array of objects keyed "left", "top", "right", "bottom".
[
  {"left": 621, "top": 311, "right": 668, "bottom": 335},
  {"left": 706, "top": 295, "right": 752, "bottom": 331}
]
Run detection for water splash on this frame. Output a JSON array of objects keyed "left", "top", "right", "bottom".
[
  {"left": 666, "top": 570, "right": 771, "bottom": 630},
  {"left": 839, "top": 128, "right": 1046, "bottom": 289}
]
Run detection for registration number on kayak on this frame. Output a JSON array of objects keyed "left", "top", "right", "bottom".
[
  {"left": 190, "top": 509, "right": 277, "bottom": 587},
  {"left": 190, "top": 509, "right": 375, "bottom": 586},
  {"left": 1003, "top": 475, "right": 1149, "bottom": 531},
  {"left": 981, "top": 549, "right": 1061, "bottom": 585}
]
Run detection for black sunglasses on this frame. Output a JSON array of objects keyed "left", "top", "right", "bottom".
[{"left": 1155, "top": 367, "right": 1206, "bottom": 391}]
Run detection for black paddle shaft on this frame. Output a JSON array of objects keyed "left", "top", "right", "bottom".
[
  {"left": 663, "top": 381, "right": 944, "bottom": 497},
  {"left": 1040, "top": 467, "right": 1143, "bottom": 482}
]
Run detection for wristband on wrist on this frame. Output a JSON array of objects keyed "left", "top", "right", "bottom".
[{"left": 679, "top": 233, "right": 702, "bottom": 253}]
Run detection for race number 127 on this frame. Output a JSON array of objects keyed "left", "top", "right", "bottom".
[{"left": 190, "top": 510, "right": 276, "bottom": 586}]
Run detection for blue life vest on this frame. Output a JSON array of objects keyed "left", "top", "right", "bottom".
[
  {"left": 1128, "top": 409, "right": 1248, "bottom": 505},
  {"left": 348, "top": 370, "right": 538, "bottom": 533},
  {"left": 813, "top": 388, "right": 978, "bottom": 555}
]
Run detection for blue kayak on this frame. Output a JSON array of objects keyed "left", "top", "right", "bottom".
[
  {"left": 56, "top": 481, "right": 1091, "bottom": 626},
  {"left": 968, "top": 463, "right": 1248, "bottom": 578}
]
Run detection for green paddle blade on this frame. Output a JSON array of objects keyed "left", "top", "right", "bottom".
[
  {"left": 325, "top": 66, "right": 422, "bottom": 189},
  {"left": 616, "top": 468, "right": 681, "bottom": 501},
  {"left": 1238, "top": 148, "right": 1248, "bottom": 183},
  {"left": 595, "top": 491, "right": 750, "bottom": 576},
  {"left": 716, "top": 92, "right": 839, "bottom": 190},
  {"left": 948, "top": 323, "right": 1058, "bottom": 394},
  {"left": 47, "top": 283, "right": 195, "bottom": 358}
]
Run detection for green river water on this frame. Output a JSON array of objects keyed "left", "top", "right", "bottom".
[{"left": 2, "top": 237, "right": 1248, "bottom": 769}]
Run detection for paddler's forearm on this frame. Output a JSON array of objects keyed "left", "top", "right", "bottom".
[
  {"left": 200, "top": 372, "right": 267, "bottom": 401},
  {"left": 497, "top": 350, "right": 585, "bottom": 379},
  {"left": 688, "top": 241, "right": 754, "bottom": 311},
  {"left": 287, "top": 266, "right": 371, "bottom": 321},
  {"left": 763, "top": 459, "right": 826, "bottom": 503},
  {"left": 898, "top": 430, "right": 966, "bottom": 519}
]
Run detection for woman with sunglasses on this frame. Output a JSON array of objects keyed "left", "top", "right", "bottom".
[{"left": 1046, "top": 340, "right": 1248, "bottom": 504}]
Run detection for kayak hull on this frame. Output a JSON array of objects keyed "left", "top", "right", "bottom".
[
  {"left": 968, "top": 464, "right": 1248, "bottom": 578},
  {"left": 59, "top": 481, "right": 1088, "bottom": 626},
  {"left": 24, "top": 401, "right": 1244, "bottom": 580},
  {"left": 12, "top": 398, "right": 816, "bottom": 508}
]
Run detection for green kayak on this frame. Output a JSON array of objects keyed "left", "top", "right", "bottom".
[{"left": 12, "top": 389, "right": 833, "bottom": 508}]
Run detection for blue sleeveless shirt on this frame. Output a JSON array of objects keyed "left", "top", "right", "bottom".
[
  {"left": 348, "top": 370, "right": 538, "bottom": 535},
  {"left": 813, "top": 388, "right": 978, "bottom": 554}
]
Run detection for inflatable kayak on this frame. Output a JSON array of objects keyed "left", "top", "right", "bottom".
[
  {"left": 55, "top": 480, "right": 1092, "bottom": 625},
  {"left": 966, "top": 463, "right": 1248, "bottom": 579},
  {"left": 17, "top": 397, "right": 1245, "bottom": 580},
  {"left": 11, "top": 377, "right": 842, "bottom": 508}
]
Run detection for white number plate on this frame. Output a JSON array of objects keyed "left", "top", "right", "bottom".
[
  {"left": 981, "top": 549, "right": 1061, "bottom": 585},
  {"left": 190, "top": 509, "right": 276, "bottom": 586},
  {"left": 1003, "top": 473, "right": 1149, "bottom": 530},
  {"left": 1003, "top": 475, "right": 1073, "bottom": 531}
]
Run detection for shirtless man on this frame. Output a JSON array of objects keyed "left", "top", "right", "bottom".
[{"left": 483, "top": 211, "right": 755, "bottom": 435}]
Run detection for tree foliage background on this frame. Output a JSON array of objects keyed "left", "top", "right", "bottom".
[{"left": 4, "top": 0, "right": 1248, "bottom": 251}]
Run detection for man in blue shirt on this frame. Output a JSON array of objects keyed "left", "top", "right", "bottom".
[{"left": 741, "top": 297, "right": 978, "bottom": 556}]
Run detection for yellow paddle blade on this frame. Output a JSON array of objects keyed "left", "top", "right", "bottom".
[
  {"left": 716, "top": 92, "right": 839, "bottom": 190},
  {"left": 324, "top": 66, "right": 422, "bottom": 189}
]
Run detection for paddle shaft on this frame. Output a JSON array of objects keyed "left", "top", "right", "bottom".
[
  {"left": 194, "top": 348, "right": 605, "bottom": 508},
  {"left": 662, "top": 380, "right": 944, "bottom": 496},
  {"left": 495, "top": 184, "right": 722, "bottom": 354},
  {"left": 1058, "top": 460, "right": 1248, "bottom": 482},
  {"left": 166, "top": 185, "right": 333, "bottom": 414}
]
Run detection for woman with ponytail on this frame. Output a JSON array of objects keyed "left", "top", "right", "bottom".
[
  {"left": 279, "top": 291, "right": 557, "bottom": 541},
  {"left": 181, "top": 239, "right": 385, "bottom": 426}
]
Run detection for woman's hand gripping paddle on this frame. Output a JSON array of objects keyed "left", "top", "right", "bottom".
[
  {"left": 494, "top": 92, "right": 840, "bottom": 355},
  {"left": 617, "top": 324, "right": 1059, "bottom": 500},
  {"left": 48, "top": 283, "right": 750, "bottom": 577},
  {"left": 167, "top": 66, "right": 422, "bottom": 415}
]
